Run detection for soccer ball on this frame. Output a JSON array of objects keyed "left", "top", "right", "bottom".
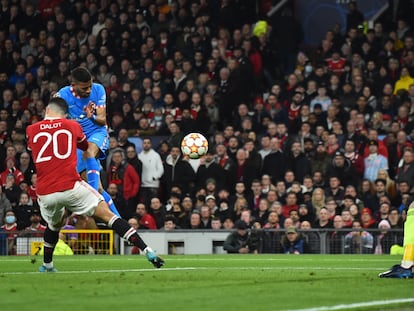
[{"left": 181, "top": 132, "right": 209, "bottom": 159}]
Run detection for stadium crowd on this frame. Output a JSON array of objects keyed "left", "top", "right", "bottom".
[{"left": 0, "top": 0, "right": 412, "bottom": 254}]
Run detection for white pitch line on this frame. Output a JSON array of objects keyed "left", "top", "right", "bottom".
[
  {"left": 0, "top": 257, "right": 397, "bottom": 262},
  {"left": 282, "top": 298, "right": 414, "bottom": 311},
  {"left": 0, "top": 266, "right": 385, "bottom": 275}
]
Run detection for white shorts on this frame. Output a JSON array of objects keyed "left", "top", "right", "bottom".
[{"left": 38, "top": 180, "right": 104, "bottom": 231}]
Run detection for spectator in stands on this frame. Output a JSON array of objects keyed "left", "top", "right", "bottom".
[
  {"left": 329, "top": 215, "right": 347, "bottom": 254},
  {"left": 286, "top": 141, "right": 311, "bottom": 183},
  {"left": 0, "top": 185, "right": 11, "bottom": 227},
  {"left": 24, "top": 207, "right": 46, "bottom": 236},
  {"left": 196, "top": 150, "right": 224, "bottom": 190},
  {"left": 395, "top": 149, "right": 414, "bottom": 188},
  {"left": 107, "top": 148, "right": 140, "bottom": 216},
  {"left": 325, "top": 175, "right": 345, "bottom": 204},
  {"left": 262, "top": 137, "right": 286, "bottom": 185},
  {"left": 14, "top": 192, "right": 34, "bottom": 230},
  {"left": 300, "top": 220, "right": 321, "bottom": 254},
  {"left": 281, "top": 226, "right": 307, "bottom": 254},
  {"left": 360, "top": 207, "right": 377, "bottom": 229},
  {"left": 344, "top": 220, "right": 374, "bottom": 254},
  {"left": 162, "top": 215, "right": 178, "bottom": 231},
  {"left": 314, "top": 207, "right": 334, "bottom": 230},
  {"left": 3, "top": 174, "right": 21, "bottom": 207},
  {"left": 0, "top": 156, "right": 24, "bottom": 186},
  {"left": 189, "top": 211, "right": 202, "bottom": 229},
  {"left": 135, "top": 203, "right": 157, "bottom": 230},
  {"left": 223, "top": 220, "right": 258, "bottom": 254},
  {"left": 16, "top": 151, "right": 35, "bottom": 184},
  {"left": 311, "top": 140, "right": 331, "bottom": 176},
  {"left": 325, "top": 150, "right": 357, "bottom": 188},
  {"left": 138, "top": 137, "right": 164, "bottom": 206},
  {"left": 162, "top": 145, "right": 196, "bottom": 198},
  {"left": 149, "top": 197, "right": 166, "bottom": 230},
  {"left": 1, "top": 209, "right": 18, "bottom": 255}
]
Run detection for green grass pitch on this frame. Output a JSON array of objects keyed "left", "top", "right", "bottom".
[{"left": 0, "top": 254, "right": 413, "bottom": 311}]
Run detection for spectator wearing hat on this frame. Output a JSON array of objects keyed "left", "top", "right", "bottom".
[
  {"left": 362, "top": 129, "right": 389, "bottom": 159},
  {"left": 310, "top": 140, "right": 331, "bottom": 176},
  {"left": 281, "top": 226, "right": 307, "bottom": 254},
  {"left": 223, "top": 220, "right": 258, "bottom": 254},
  {"left": 374, "top": 219, "right": 396, "bottom": 254},
  {"left": 360, "top": 207, "right": 377, "bottom": 229},
  {"left": 325, "top": 150, "right": 357, "bottom": 188},
  {"left": 364, "top": 139, "right": 389, "bottom": 182},
  {"left": 24, "top": 207, "right": 46, "bottom": 237}
]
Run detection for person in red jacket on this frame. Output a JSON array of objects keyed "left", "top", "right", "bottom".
[
  {"left": 108, "top": 148, "right": 140, "bottom": 215},
  {"left": 0, "top": 156, "right": 24, "bottom": 186}
]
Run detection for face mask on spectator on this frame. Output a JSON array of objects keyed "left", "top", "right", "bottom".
[{"left": 5, "top": 215, "right": 16, "bottom": 224}]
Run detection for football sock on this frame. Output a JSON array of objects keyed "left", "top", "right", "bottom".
[
  {"left": 102, "top": 190, "right": 121, "bottom": 217},
  {"left": 401, "top": 209, "right": 414, "bottom": 269},
  {"left": 43, "top": 227, "right": 59, "bottom": 264},
  {"left": 86, "top": 158, "right": 101, "bottom": 190},
  {"left": 108, "top": 216, "right": 147, "bottom": 251}
]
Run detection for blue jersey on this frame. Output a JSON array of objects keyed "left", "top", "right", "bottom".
[
  {"left": 55, "top": 83, "right": 107, "bottom": 137},
  {"left": 55, "top": 83, "right": 109, "bottom": 163}
]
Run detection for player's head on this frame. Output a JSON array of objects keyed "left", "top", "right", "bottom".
[
  {"left": 47, "top": 97, "right": 68, "bottom": 116},
  {"left": 71, "top": 67, "right": 92, "bottom": 98}
]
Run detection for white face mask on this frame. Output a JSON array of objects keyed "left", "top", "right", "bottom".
[
  {"left": 211, "top": 40, "right": 218, "bottom": 48},
  {"left": 305, "top": 65, "right": 313, "bottom": 73}
]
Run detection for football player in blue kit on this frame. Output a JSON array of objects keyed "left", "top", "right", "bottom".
[{"left": 55, "top": 67, "right": 121, "bottom": 217}]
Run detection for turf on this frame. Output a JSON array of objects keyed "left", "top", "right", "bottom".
[{"left": 0, "top": 255, "right": 412, "bottom": 311}]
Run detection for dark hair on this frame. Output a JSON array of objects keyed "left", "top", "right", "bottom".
[
  {"left": 71, "top": 67, "right": 92, "bottom": 83},
  {"left": 48, "top": 97, "right": 68, "bottom": 114}
]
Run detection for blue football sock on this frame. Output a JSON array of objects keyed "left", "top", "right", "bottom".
[
  {"left": 86, "top": 158, "right": 101, "bottom": 190},
  {"left": 102, "top": 190, "right": 121, "bottom": 217}
]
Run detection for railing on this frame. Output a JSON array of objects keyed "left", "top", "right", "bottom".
[
  {"left": 0, "top": 229, "right": 114, "bottom": 256},
  {"left": 0, "top": 228, "right": 403, "bottom": 256}
]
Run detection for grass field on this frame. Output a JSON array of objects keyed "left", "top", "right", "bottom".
[{"left": 0, "top": 254, "right": 413, "bottom": 311}]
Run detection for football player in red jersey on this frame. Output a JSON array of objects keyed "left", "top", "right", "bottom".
[{"left": 26, "top": 97, "right": 164, "bottom": 271}]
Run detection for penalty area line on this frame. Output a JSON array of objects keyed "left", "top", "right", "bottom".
[{"left": 282, "top": 298, "right": 414, "bottom": 311}]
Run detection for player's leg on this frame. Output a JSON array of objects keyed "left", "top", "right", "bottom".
[
  {"left": 379, "top": 204, "right": 414, "bottom": 278},
  {"left": 74, "top": 180, "right": 164, "bottom": 268},
  {"left": 94, "top": 200, "right": 164, "bottom": 268},
  {"left": 85, "top": 137, "right": 122, "bottom": 217},
  {"left": 37, "top": 193, "right": 66, "bottom": 272},
  {"left": 401, "top": 207, "right": 414, "bottom": 270}
]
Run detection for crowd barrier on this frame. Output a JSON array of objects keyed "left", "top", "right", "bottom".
[{"left": 0, "top": 228, "right": 403, "bottom": 256}]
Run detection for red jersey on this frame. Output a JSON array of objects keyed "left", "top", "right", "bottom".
[{"left": 26, "top": 118, "right": 87, "bottom": 195}]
